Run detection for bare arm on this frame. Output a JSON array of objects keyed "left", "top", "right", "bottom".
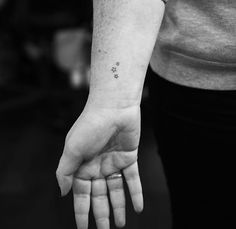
[
  {"left": 87, "top": 0, "right": 165, "bottom": 109},
  {"left": 56, "top": 1, "right": 166, "bottom": 229}
]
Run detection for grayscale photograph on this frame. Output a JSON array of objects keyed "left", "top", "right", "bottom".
[{"left": 0, "top": 0, "right": 235, "bottom": 229}]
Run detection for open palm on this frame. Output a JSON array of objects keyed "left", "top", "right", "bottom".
[{"left": 56, "top": 105, "right": 143, "bottom": 229}]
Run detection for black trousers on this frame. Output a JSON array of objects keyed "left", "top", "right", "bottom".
[{"left": 148, "top": 68, "right": 236, "bottom": 229}]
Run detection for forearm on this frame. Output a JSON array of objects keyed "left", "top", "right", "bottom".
[{"left": 87, "top": 0, "right": 165, "bottom": 109}]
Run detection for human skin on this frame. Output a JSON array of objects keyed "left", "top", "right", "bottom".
[{"left": 56, "top": 1, "right": 165, "bottom": 229}]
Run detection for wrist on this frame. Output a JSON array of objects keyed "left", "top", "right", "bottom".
[
  {"left": 86, "top": 92, "right": 142, "bottom": 110},
  {"left": 87, "top": 95, "right": 140, "bottom": 110},
  {"left": 83, "top": 98, "right": 140, "bottom": 126}
]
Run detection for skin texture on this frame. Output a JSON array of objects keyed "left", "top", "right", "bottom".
[
  {"left": 57, "top": 105, "right": 142, "bottom": 229},
  {"left": 56, "top": 1, "right": 165, "bottom": 229}
]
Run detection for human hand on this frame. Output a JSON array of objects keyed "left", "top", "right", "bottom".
[{"left": 56, "top": 105, "right": 143, "bottom": 229}]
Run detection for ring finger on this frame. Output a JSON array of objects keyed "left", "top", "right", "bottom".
[{"left": 107, "top": 173, "right": 126, "bottom": 228}]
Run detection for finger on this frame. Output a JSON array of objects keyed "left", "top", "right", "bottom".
[
  {"left": 92, "top": 179, "right": 110, "bottom": 229},
  {"left": 123, "top": 162, "right": 143, "bottom": 213},
  {"left": 56, "top": 144, "right": 83, "bottom": 196},
  {"left": 73, "top": 178, "right": 91, "bottom": 229},
  {"left": 107, "top": 176, "right": 126, "bottom": 228}
]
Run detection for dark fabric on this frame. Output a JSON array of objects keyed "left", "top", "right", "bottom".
[{"left": 147, "top": 68, "right": 236, "bottom": 229}]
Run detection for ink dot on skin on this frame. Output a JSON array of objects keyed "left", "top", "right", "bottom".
[{"left": 116, "top": 62, "right": 120, "bottom": 66}]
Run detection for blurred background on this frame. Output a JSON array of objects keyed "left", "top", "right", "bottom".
[{"left": 0, "top": 0, "right": 171, "bottom": 228}]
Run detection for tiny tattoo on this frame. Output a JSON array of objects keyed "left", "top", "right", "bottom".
[
  {"left": 111, "top": 67, "right": 117, "bottom": 73},
  {"left": 111, "top": 62, "right": 120, "bottom": 79}
]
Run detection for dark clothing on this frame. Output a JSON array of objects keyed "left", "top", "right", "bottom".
[{"left": 148, "top": 68, "right": 236, "bottom": 228}]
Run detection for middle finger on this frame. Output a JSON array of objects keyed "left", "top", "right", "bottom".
[{"left": 92, "top": 178, "right": 110, "bottom": 229}]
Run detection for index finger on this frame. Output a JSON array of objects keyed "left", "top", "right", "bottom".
[
  {"left": 73, "top": 178, "right": 91, "bottom": 229},
  {"left": 123, "top": 162, "right": 143, "bottom": 213}
]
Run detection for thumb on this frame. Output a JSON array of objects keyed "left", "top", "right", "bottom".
[{"left": 56, "top": 145, "right": 83, "bottom": 196}]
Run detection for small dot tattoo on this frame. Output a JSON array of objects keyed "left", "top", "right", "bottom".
[{"left": 116, "top": 62, "right": 120, "bottom": 66}]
